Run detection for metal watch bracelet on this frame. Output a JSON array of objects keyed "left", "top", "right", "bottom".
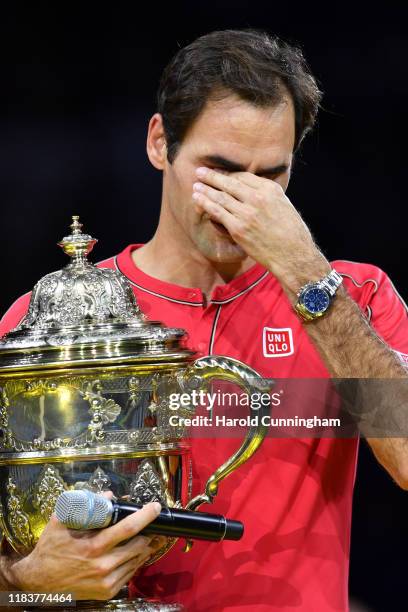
[{"left": 318, "top": 269, "right": 343, "bottom": 297}]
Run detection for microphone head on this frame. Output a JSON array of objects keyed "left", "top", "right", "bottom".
[{"left": 55, "top": 490, "right": 113, "bottom": 529}]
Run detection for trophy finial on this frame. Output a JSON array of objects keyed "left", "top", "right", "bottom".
[
  {"left": 58, "top": 216, "right": 98, "bottom": 263},
  {"left": 1, "top": 214, "right": 145, "bottom": 336},
  {"left": 70, "top": 215, "right": 83, "bottom": 235}
]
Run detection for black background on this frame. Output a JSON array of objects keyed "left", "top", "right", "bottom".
[{"left": 1, "top": 4, "right": 407, "bottom": 610}]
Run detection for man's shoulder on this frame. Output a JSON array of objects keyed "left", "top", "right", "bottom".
[
  {"left": 329, "top": 259, "right": 392, "bottom": 302},
  {"left": 329, "top": 259, "right": 406, "bottom": 317},
  {"left": 330, "top": 259, "right": 387, "bottom": 286},
  {"left": 0, "top": 291, "right": 32, "bottom": 337},
  {"left": 95, "top": 255, "right": 119, "bottom": 270}
]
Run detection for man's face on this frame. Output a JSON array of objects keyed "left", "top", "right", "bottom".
[{"left": 162, "top": 93, "right": 295, "bottom": 264}]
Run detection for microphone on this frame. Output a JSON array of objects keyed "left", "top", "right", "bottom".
[{"left": 55, "top": 490, "right": 244, "bottom": 542}]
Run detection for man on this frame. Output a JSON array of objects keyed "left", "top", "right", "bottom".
[{"left": 1, "top": 29, "right": 408, "bottom": 611}]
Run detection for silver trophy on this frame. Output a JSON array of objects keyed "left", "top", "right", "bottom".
[{"left": 0, "top": 217, "right": 271, "bottom": 611}]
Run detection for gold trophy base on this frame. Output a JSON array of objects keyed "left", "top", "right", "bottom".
[
  {"left": 24, "top": 598, "right": 183, "bottom": 612},
  {"left": 23, "top": 588, "right": 183, "bottom": 612}
]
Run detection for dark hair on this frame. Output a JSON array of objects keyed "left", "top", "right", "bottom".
[{"left": 157, "top": 29, "right": 322, "bottom": 162}]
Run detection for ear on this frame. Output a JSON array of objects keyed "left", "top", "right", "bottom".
[{"left": 146, "top": 113, "right": 167, "bottom": 170}]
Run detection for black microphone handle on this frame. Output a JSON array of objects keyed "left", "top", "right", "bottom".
[{"left": 110, "top": 502, "right": 244, "bottom": 542}]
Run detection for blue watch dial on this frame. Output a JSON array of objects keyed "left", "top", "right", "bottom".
[{"left": 301, "top": 287, "right": 330, "bottom": 314}]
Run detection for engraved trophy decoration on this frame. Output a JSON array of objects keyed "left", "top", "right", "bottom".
[{"left": 0, "top": 217, "right": 271, "bottom": 612}]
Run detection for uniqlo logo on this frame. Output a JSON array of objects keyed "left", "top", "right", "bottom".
[{"left": 263, "top": 327, "right": 294, "bottom": 358}]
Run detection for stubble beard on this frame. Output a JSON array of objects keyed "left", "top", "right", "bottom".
[{"left": 193, "top": 219, "right": 247, "bottom": 264}]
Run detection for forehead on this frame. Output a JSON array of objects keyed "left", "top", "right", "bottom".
[{"left": 181, "top": 93, "right": 295, "bottom": 164}]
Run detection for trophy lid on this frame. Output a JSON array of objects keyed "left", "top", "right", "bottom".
[{"left": 0, "top": 217, "right": 191, "bottom": 371}]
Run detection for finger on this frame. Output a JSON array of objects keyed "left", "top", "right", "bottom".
[
  {"left": 150, "top": 535, "right": 167, "bottom": 550},
  {"left": 113, "top": 547, "right": 155, "bottom": 581},
  {"left": 102, "top": 553, "right": 152, "bottom": 599},
  {"left": 195, "top": 167, "right": 253, "bottom": 202},
  {"left": 108, "top": 533, "right": 157, "bottom": 566},
  {"left": 101, "top": 490, "right": 114, "bottom": 498},
  {"left": 231, "top": 171, "right": 269, "bottom": 189},
  {"left": 48, "top": 513, "right": 69, "bottom": 532},
  {"left": 93, "top": 502, "right": 161, "bottom": 551},
  {"left": 193, "top": 193, "right": 240, "bottom": 233},
  {"left": 193, "top": 183, "right": 242, "bottom": 214},
  {"left": 117, "top": 557, "right": 153, "bottom": 591}
]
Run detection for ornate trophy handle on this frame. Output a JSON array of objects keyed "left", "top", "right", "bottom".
[{"left": 181, "top": 355, "right": 273, "bottom": 512}]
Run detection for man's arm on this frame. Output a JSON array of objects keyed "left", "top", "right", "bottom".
[
  {"left": 192, "top": 166, "right": 408, "bottom": 489},
  {"left": 280, "top": 278, "right": 408, "bottom": 490}
]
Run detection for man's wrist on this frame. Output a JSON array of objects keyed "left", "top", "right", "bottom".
[{"left": 269, "top": 251, "right": 332, "bottom": 298}]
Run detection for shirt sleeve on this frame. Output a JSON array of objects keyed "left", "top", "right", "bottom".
[
  {"left": 0, "top": 293, "right": 32, "bottom": 337},
  {"left": 366, "top": 269, "right": 408, "bottom": 365}
]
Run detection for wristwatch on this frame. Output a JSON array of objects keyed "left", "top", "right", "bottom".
[{"left": 294, "top": 269, "right": 343, "bottom": 321}]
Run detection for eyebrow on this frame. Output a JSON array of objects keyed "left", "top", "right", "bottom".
[{"left": 201, "top": 154, "right": 290, "bottom": 176}]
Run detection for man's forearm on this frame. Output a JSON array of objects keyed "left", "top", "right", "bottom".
[
  {"left": 281, "top": 278, "right": 408, "bottom": 488},
  {"left": 288, "top": 286, "right": 407, "bottom": 379}
]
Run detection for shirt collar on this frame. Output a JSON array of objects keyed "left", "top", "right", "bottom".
[{"left": 115, "top": 244, "right": 270, "bottom": 306}]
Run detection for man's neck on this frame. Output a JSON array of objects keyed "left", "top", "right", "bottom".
[{"left": 131, "top": 231, "right": 256, "bottom": 301}]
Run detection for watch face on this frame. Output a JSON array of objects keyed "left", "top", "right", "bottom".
[{"left": 301, "top": 287, "right": 330, "bottom": 314}]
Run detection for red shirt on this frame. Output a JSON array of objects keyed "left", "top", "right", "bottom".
[{"left": 1, "top": 245, "right": 408, "bottom": 612}]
